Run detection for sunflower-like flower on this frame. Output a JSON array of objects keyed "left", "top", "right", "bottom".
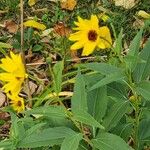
[
  {"left": 8, "top": 94, "right": 25, "bottom": 113},
  {"left": 0, "top": 51, "right": 28, "bottom": 95},
  {"left": 69, "top": 15, "right": 112, "bottom": 56}
]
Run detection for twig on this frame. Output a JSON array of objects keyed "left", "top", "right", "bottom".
[
  {"left": 32, "top": 8, "right": 48, "bottom": 12},
  {"left": 20, "top": 0, "right": 24, "bottom": 56},
  {"left": 0, "top": 10, "right": 8, "bottom": 14},
  {"left": 26, "top": 56, "right": 107, "bottom": 66},
  {"left": 47, "top": 91, "right": 73, "bottom": 98},
  {"left": 0, "top": 133, "right": 9, "bottom": 137},
  {"left": 20, "top": 0, "right": 32, "bottom": 107}
]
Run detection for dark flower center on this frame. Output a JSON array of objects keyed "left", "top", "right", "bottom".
[
  {"left": 17, "top": 101, "right": 22, "bottom": 107},
  {"left": 16, "top": 77, "right": 22, "bottom": 80},
  {"left": 88, "top": 30, "right": 98, "bottom": 41}
]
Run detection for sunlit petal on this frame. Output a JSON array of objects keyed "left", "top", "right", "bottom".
[{"left": 82, "top": 42, "right": 97, "bottom": 56}]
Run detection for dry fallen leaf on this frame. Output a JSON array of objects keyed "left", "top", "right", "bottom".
[
  {"left": 114, "top": 0, "right": 136, "bottom": 9},
  {"left": 54, "top": 22, "right": 71, "bottom": 36},
  {"left": 70, "top": 51, "right": 80, "bottom": 63},
  {"left": 28, "top": 0, "right": 36, "bottom": 6},
  {"left": 23, "top": 81, "right": 38, "bottom": 95},
  {"left": 60, "top": 0, "right": 77, "bottom": 11},
  {"left": 5, "top": 20, "right": 18, "bottom": 33},
  {"left": 133, "top": 18, "right": 144, "bottom": 29},
  {"left": 0, "top": 112, "right": 10, "bottom": 121},
  {"left": 48, "top": 91, "right": 73, "bottom": 98},
  {"left": 47, "top": 0, "right": 59, "bottom": 2},
  {"left": 41, "top": 28, "right": 53, "bottom": 37},
  {"left": 0, "top": 92, "right": 6, "bottom": 107},
  {"left": 137, "top": 10, "right": 150, "bottom": 19},
  {"left": 24, "top": 20, "right": 46, "bottom": 30},
  {"left": 29, "top": 81, "right": 38, "bottom": 95},
  {"left": 98, "top": 13, "right": 110, "bottom": 22}
]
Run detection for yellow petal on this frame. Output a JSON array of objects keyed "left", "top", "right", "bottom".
[
  {"left": 69, "top": 31, "right": 87, "bottom": 41},
  {"left": 137, "top": 10, "right": 150, "bottom": 19},
  {"left": 0, "top": 73, "right": 15, "bottom": 81},
  {"left": 10, "top": 51, "right": 19, "bottom": 60},
  {"left": 99, "top": 26, "right": 112, "bottom": 48},
  {"left": 70, "top": 41, "right": 84, "bottom": 50},
  {"left": 98, "top": 41, "right": 106, "bottom": 49},
  {"left": 11, "top": 52, "right": 26, "bottom": 77},
  {"left": 0, "top": 57, "right": 15, "bottom": 72},
  {"left": 28, "top": 0, "right": 36, "bottom": 6},
  {"left": 24, "top": 20, "right": 46, "bottom": 30},
  {"left": 90, "top": 15, "right": 99, "bottom": 29},
  {"left": 10, "top": 51, "right": 21, "bottom": 66},
  {"left": 74, "top": 21, "right": 80, "bottom": 27},
  {"left": 3, "top": 80, "right": 22, "bottom": 95},
  {"left": 91, "top": 15, "right": 98, "bottom": 23},
  {"left": 74, "top": 19, "right": 90, "bottom": 31},
  {"left": 82, "top": 42, "right": 97, "bottom": 56},
  {"left": 77, "top": 16, "right": 84, "bottom": 23}
]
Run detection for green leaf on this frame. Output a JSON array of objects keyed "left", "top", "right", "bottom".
[
  {"left": 103, "top": 101, "right": 129, "bottom": 131},
  {"left": 32, "top": 44, "right": 43, "bottom": 52},
  {"left": 133, "top": 38, "right": 150, "bottom": 82},
  {"left": 125, "top": 29, "right": 143, "bottom": 71},
  {"left": 89, "top": 72, "right": 125, "bottom": 91},
  {"left": 0, "top": 140, "right": 15, "bottom": 150},
  {"left": 25, "top": 123, "right": 46, "bottom": 137},
  {"left": 136, "top": 81, "right": 150, "bottom": 100},
  {"left": 138, "top": 119, "right": 150, "bottom": 142},
  {"left": 61, "top": 133, "right": 82, "bottom": 150},
  {"left": 84, "top": 73, "right": 104, "bottom": 86},
  {"left": 92, "top": 133, "right": 132, "bottom": 150},
  {"left": 25, "top": 106, "right": 66, "bottom": 118},
  {"left": 53, "top": 61, "right": 64, "bottom": 94},
  {"left": 73, "top": 110, "right": 104, "bottom": 129},
  {"left": 10, "top": 113, "right": 25, "bottom": 141},
  {"left": 17, "top": 127, "right": 75, "bottom": 148},
  {"left": 27, "top": 28, "right": 34, "bottom": 41},
  {"left": 128, "top": 29, "right": 143, "bottom": 56},
  {"left": 34, "top": 86, "right": 52, "bottom": 107},
  {"left": 0, "top": 47, "right": 7, "bottom": 55},
  {"left": 0, "top": 42, "right": 12, "bottom": 49},
  {"left": 77, "top": 142, "right": 90, "bottom": 150},
  {"left": 71, "top": 71, "right": 88, "bottom": 114},
  {"left": 107, "top": 82, "right": 128, "bottom": 102},
  {"left": 82, "top": 63, "right": 122, "bottom": 75},
  {"left": 114, "top": 28, "right": 123, "bottom": 55},
  {"left": 111, "top": 123, "right": 133, "bottom": 142},
  {"left": 87, "top": 86, "right": 107, "bottom": 123}
]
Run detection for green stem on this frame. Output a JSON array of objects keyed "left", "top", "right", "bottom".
[
  {"left": 58, "top": 98, "right": 93, "bottom": 148},
  {"left": 124, "top": 69, "right": 140, "bottom": 149},
  {"left": 134, "top": 97, "right": 140, "bottom": 150},
  {"left": 110, "top": 23, "right": 117, "bottom": 40}
]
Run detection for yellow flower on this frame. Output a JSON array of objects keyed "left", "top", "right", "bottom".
[
  {"left": 137, "top": 10, "right": 150, "bottom": 19},
  {"left": 69, "top": 15, "right": 112, "bottom": 56},
  {"left": 24, "top": 20, "right": 46, "bottom": 30},
  {"left": 9, "top": 94, "right": 25, "bottom": 113},
  {"left": 0, "top": 51, "right": 27, "bottom": 95}
]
